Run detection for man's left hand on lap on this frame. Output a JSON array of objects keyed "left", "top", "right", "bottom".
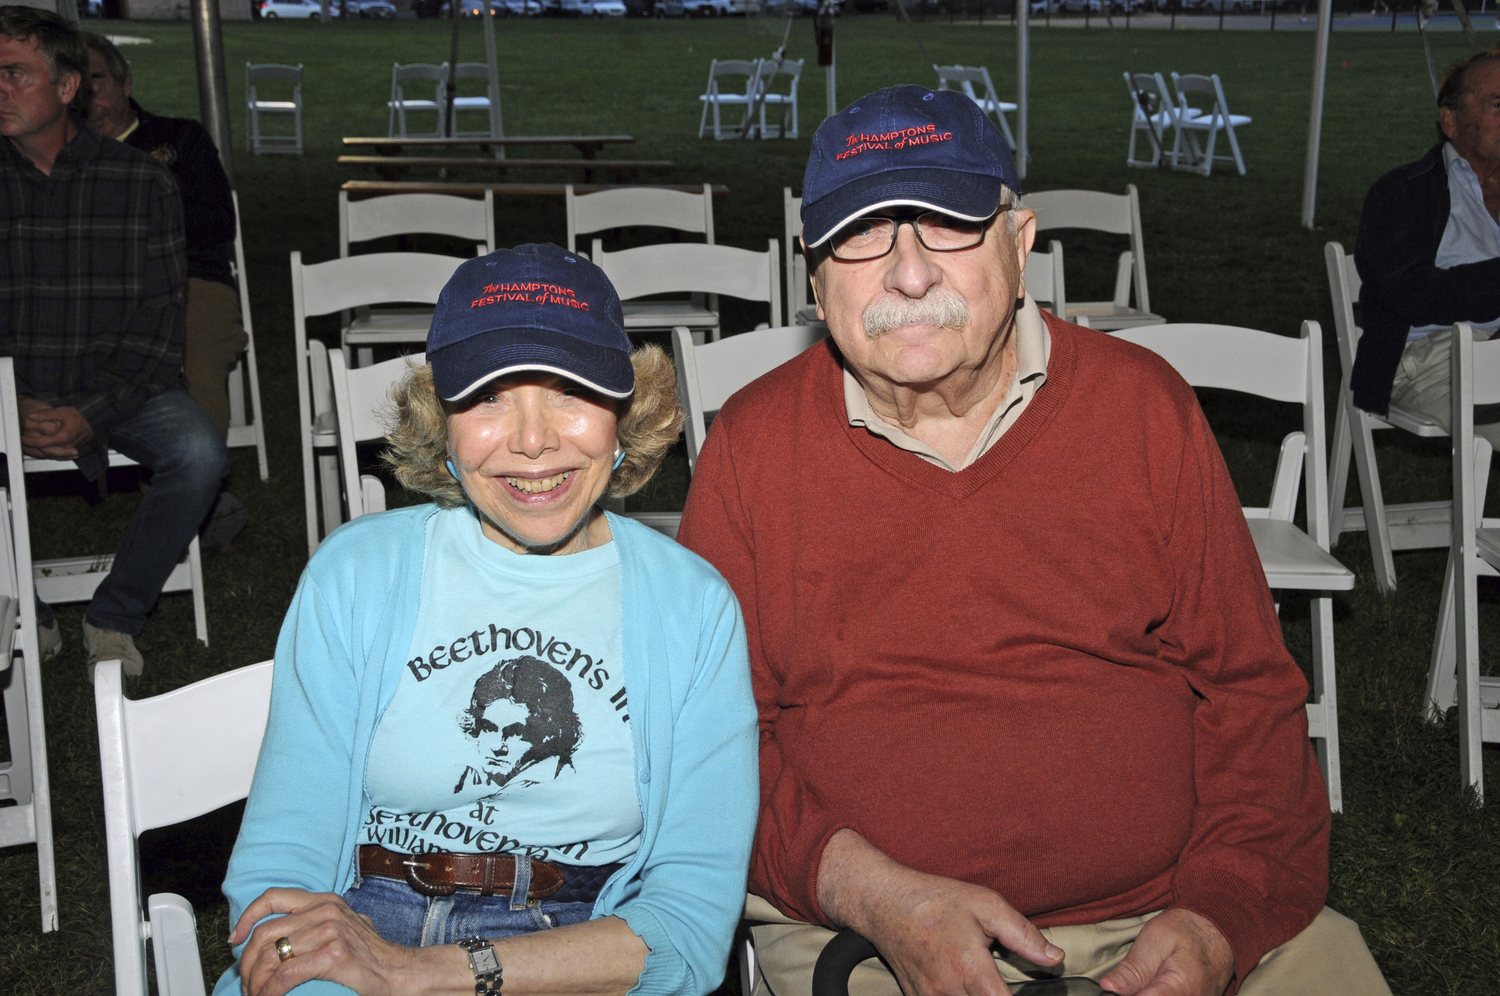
[
  {"left": 19, "top": 400, "right": 93, "bottom": 458},
  {"left": 1098, "top": 908, "right": 1233, "bottom": 996}
]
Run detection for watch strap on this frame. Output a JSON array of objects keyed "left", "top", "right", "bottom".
[{"left": 457, "top": 935, "right": 503, "bottom": 995}]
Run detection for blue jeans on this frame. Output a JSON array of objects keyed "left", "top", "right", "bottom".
[
  {"left": 343, "top": 871, "right": 594, "bottom": 948},
  {"left": 64, "top": 387, "right": 228, "bottom": 635}
]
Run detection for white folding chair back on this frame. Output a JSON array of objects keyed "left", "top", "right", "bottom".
[
  {"left": 0, "top": 358, "right": 58, "bottom": 932},
  {"left": 339, "top": 190, "right": 496, "bottom": 257},
  {"left": 450, "top": 62, "right": 503, "bottom": 139},
  {"left": 1112, "top": 321, "right": 1354, "bottom": 811},
  {"left": 1324, "top": 242, "right": 1449, "bottom": 596},
  {"left": 246, "top": 63, "right": 303, "bottom": 155},
  {"left": 754, "top": 58, "right": 802, "bottom": 139},
  {"left": 1025, "top": 185, "right": 1163, "bottom": 331},
  {"left": 783, "top": 188, "right": 814, "bottom": 326},
  {"left": 1169, "top": 73, "right": 1251, "bottom": 177},
  {"left": 388, "top": 62, "right": 446, "bottom": 138},
  {"left": 698, "top": 58, "right": 763, "bottom": 140},
  {"left": 673, "top": 324, "right": 827, "bottom": 473},
  {"left": 328, "top": 349, "right": 424, "bottom": 524},
  {"left": 1124, "top": 71, "right": 1177, "bottom": 169},
  {"left": 933, "top": 64, "right": 1018, "bottom": 151},
  {"left": 96, "top": 658, "right": 274, "bottom": 996},
  {"left": 1024, "top": 241, "right": 1066, "bottom": 322},
  {"left": 594, "top": 240, "right": 781, "bottom": 342},
  {"left": 291, "top": 251, "right": 464, "bottom": 554},
  {"left": 1446, "top": 323, "right": 1500, "bottom": 800},
  {"left": 227, "top": 191, "right": 270, "bottom": 481},
  {"left": 565, "top": 183, "right": 715, "bottom": 254}
]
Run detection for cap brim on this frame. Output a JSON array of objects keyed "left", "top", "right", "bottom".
[
  {"left": 430, "top": 327, "right": 635, "bottom": 402},
  {"left": 802, "top": 168, "right": 1005, "bottom": 248}
]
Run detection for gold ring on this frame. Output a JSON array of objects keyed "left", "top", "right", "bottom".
[{"left": 275, "top": 936, "right": 294, "bottom": 962}]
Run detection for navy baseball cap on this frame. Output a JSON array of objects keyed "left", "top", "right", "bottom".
[
  {"left": 427, "top": 244, "right": 634, "bottom": 402},
  {"left": 801, "top": 85, "right": 1021, "bottom": 249}
]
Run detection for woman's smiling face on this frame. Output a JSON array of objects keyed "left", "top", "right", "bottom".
[{"left": 446, "top": 372, "right": 618, "bottom": 555}]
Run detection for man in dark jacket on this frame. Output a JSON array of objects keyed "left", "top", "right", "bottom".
[{"left": 1352, "top": 48, "right": 1500, "bottom": 442}]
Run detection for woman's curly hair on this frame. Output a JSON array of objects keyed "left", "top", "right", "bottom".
[{"left": 382, "top": 343, "right": 684, "bottom": 505}]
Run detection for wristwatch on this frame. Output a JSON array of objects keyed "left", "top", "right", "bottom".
[{"left": 457, "top": 936, "right": 503, "bottom": 995}]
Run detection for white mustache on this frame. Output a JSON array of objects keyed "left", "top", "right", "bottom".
[{"left": 861, "top": 289, "right": 971, "bottom": 339}]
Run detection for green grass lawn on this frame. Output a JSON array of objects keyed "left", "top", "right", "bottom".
[{"left": 2, "top": 12, "right": 1498, "bottom": 994}]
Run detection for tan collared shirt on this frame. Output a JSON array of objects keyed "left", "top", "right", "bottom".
[{"left": 843, "top": 294, "right": 1052, "bottom": 471}]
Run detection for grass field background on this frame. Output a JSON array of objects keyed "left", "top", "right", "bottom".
[{"left": 2, "top": 13, "right": 1499, "bottom": 994}]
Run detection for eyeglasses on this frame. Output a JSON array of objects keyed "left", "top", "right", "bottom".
[{"left": 826, "top": 210, "right": 999, "bottom": 262}]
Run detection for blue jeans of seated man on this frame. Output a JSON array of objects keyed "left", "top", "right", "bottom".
[
  {"left": 343, "top": 870, "right": 594, "bottom": 948},
  {"left": 33, "top": 388, "right": 228, "bottom": 636}
]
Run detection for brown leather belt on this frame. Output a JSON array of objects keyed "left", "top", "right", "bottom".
[{"left": 359, "top": 844, "right": 565, "bottom": 899}]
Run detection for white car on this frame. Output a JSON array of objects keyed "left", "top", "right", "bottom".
[
  {"left": 592, "top": 0, "right": 627, "bottom": 12},
  {"left": 682, "top": 0, "right": 731, "bottom": 13},
  {"left": 260, "top": 0, "right": 340, "bottom": 17},
  {"left": 558, "top": 0, "right": 595, "bottom": 11}
]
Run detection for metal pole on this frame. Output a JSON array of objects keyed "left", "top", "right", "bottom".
[
  {"left": 445, "top": 3, "right": 462, "bottom": 139},
  {"left": 827, "top": 41, "right": 836, "bottom": 118},
  {"left": 1018, "top": 0, "right": 1029, "bottom": 180},
  {"left": 481, "top": 0, "right": 502, "bottom": 146},
  {"left": 1300, "top": 0, "right": 1333, "bottom": 228},
  {"left": 190, "top": 0, "right": 235, "bottom": 179}
]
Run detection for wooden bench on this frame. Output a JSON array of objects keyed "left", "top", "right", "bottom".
[
  {"left": 338, "top": 155, "right": 674, "bottom": 183},
  {"left": 341, "top": 180, "right": 729, "bottom": 197},
  {"left": 342, "top": 135, "right": 634, "bottom": 160}
]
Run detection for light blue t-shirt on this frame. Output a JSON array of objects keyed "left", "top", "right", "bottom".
[{"left": 361, "top": 508, "right": 640, "bottom": 866}]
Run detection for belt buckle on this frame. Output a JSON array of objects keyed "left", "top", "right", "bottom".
[{"left": 402, "top": 858, "right": 457, "bottom": 897}]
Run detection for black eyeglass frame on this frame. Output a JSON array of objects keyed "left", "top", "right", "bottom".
[{"left": 822, "top": 209, "right": 1005, "bottom": 263}]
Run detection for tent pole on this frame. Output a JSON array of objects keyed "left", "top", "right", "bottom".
[
  {"left": 190, "top": 0, "right": 235, "bottom": 179},
  {"left": 481, "top": 0, "right": 503, "bottom": 148},
  {"left": 1300, "top": 0, "right": 1333, "bottom": 229},
  {"left": 1018, "top": 0, "right": 1029, "bottom": 181}
]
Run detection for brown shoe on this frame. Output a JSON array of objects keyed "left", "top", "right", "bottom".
[{"left": 83, "top": 620, "right": 144, "bottom": 678}]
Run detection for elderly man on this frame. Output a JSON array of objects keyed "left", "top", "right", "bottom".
[
  {"left": 677, "top": 86, "right": 1389, "bottom": 996},
  {"left": 1352, "top": 47, "right": 1500, "bottom": 440},
  {"left": 0, "top": 5, "right": 227, "bottom": 674}
]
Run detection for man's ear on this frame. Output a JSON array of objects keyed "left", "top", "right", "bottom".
[
  {"left": 1011, "top": 207, "right": 1038, "bottom": 299},
  {"left": 1439, "top": 105, "right": 1458, "bottom": 142},
  {"left": 801, "top": 236, "right": 827, "bottom": 322},
  {"left": 55, "top": 70, "right": 80, "bottom": 107}
]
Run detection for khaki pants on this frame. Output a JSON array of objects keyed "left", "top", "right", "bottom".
[
  {"left": 745, "top": 895, "right": 1391, "bottom": 996},
  {"left": 1391, "top": 325, "right": 1500, "bottom": 449},
  {"left": 184, "top": 277, "right": 250, "bottom": 437}
]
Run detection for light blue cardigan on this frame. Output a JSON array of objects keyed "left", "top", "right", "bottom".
[{"left": 214, "top": 506, "right": 758, "bottom": 996}]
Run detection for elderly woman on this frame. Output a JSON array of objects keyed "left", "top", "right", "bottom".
[{"left": 215, "top": 244, "right": 757, "bottom": 996}]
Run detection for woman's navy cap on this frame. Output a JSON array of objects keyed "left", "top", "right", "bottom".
[
  {"left": 801, "top": 85, "right": 1021, "bottom": 248},
  {"left": 427, "top": 243, "right": 634, "bottom": 402}
]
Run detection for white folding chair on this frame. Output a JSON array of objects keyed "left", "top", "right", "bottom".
[
  {"left": 1113, "top": 321, "right": 1355, "bottom": 811},
  {"left": 753, "top": 58, "right": 802, "bottom": 139},
  {"left": 96, "top": 658, "right": 274, "bottom": 996},
  {"left": 594, "top": 240, "right": 781, "bottom": 344},
  {"left": 1124, "top": 71, "right": 1178, "bottom": 169},
  {"left": 673, "top": 323, "right": 827, "bottom": 474},
  {"left": 328, "top": 349, "right": 424, "bottom": 525},
  {"left": 336, "top": 191, "right": 492, "bottom": 367},
  {"left": 388, "top": 62, "right": 446, "bottom": 138},
  {"left": 227, "top": 191, "right": 270, "bottom": 481},
  {"left": 934, "top": 64, "right": 1018, "bottom": 151},
  {"left": 0, "top": 358, "right": 58, "bottom": 932},
  {"left": 565, "top": 183, "right": 714, "bottom": 254},
  {"left": 245, "top": 63, "right": 303, "bottom": 155},
  {"left": 1024, "top": 241, "right": 1067, "bottom": 323},
  {"left": 698, "top": 58, "right": 762, "bottom": 140},
  {"left": 1325, "top": 242, "right": 1449, "bottom": 596},
  {"left": 1444, "top": 322, "right": 1500, "bottom": 801},
  {"left": 291, "top": 251, "right": 464, "bottom": 555},
  {"left": 449, "top": 62, "right": 503, "bottom": 140},
  {"left": 1025, "top": 185, "right": 1165, "bottom": 331},
  {"left": 782, "top": 188, "right": 816, "bottom": 327},
  {"left": 1169, "top": 73, "right": 1251, "bottom": 177}
]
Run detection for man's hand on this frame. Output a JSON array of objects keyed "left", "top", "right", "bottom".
[
  {"left": 816, "top": 829, "right": 1062, "bottom": 996},
  {"left": 18, "top": 399, "right": 93, "bottom": 458},
  {"left": 1099, "top": 908, "right": 1233, "bottom": 996}
]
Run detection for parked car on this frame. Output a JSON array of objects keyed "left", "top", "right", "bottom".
[
  {"left": 1030, "top": 0, "right": 1062, "bottom": 11},
  {"left": 557, "top": 0, "right": 595, "bottom": 11},
  {"left": 1061, "top": 0, "right": 1101, "bottom": 11},
  {"left": 658, "top": 0, "right": 687, "bottom": 12},
  {"left": 260, "top": 0, "right": 340, "bottom": 17},
  {"left": 681, "top": 0, "right": 732, "bottom": 13},
  {"left": 592, "top": 0, "right": 628, "bottom": 12},
  {"left": 347, "top": 0, "right": 396, "bottom": 14}
]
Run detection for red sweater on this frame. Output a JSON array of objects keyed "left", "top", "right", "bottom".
[{"left": 677, "top": 318, "right": 1329, "bottom": 987}]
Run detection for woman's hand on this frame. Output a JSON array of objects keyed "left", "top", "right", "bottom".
[{"left": 230, "top": 887, "right": 457, "bottom": 996}]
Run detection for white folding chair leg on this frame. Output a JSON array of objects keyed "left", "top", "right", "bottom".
[
  {"left": 318, "top": 452, "right": 342, "bottom": 542},
  {"left": 187, "top": 535, "right": 207, "bottom": 646},
  {"left": 1306, "top": 593, "right": 1341, "bottom": 812}
]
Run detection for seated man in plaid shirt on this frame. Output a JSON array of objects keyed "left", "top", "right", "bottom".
[{"left": 0, "top": 6, "right": 228, "bottom": 675}]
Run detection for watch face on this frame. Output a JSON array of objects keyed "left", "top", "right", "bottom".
[{"left": 471, "top": 948, "right": 501, "bottom": 975}]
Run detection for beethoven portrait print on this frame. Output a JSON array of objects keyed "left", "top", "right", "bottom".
[
  {"left": 455, "top": 655, "right": 583, "bottom": 795},
  {"left": 359, "top": 512, "right": 642, "bottom": 865}
]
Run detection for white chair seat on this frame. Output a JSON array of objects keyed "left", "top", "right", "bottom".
[
  {"left": 250, "top": 100, "right": 296, "bottom": 110},
  {"left": 1245, "top": 518, "right": 1356, "bottom": 591},
  {"left": 1384, "top": 403, "right": 1447, "bottom": 437},
  {"left": 452, "top": 96, "right": 491, "bottom": 110},
  {"left": 622, "top": 302, "right": 719, "bottom": 332}
]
